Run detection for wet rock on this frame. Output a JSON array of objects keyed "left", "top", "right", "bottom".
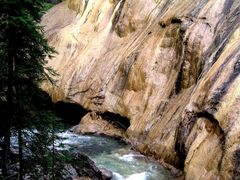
[
  {"left": 71, "top": 153, "right": 112, "bottom": 180},
  {"left": 70, "top": 125, "right": 78, "bottom": 132},
  {"left": 63, "top": 164, "right": 78, "bottom": 179},
  {"left": 99, "top": 168, "right": 113, "bottom": 180}
]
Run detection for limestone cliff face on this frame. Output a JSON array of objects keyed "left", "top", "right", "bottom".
[{"left": 42, "top": 0, "right": 240, "bottom": 179}]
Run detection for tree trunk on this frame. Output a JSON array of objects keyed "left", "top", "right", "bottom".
[
  {"left": 2, "top": 55, "right": 14, "bottom": 177},
  {"left": 52, "top": 124, "right": 55, "bottom": 180}
]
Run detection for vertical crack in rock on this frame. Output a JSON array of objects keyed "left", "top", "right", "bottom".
[
  {"left": 173, "top": 17, "right": 197, "bottom": 95},
  {"left": 175, "top": 112, "right": 196, "bottom": 170},
  {"left": 111, "top": 0, "right": 126, "bottom": 32},
  {"left": 112, "top": 52, "right": 140, "bottom": 94}
]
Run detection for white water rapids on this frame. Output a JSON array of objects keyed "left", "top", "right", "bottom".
[{"left": 56, "top": 131, "right": 175, "bottom": 180}]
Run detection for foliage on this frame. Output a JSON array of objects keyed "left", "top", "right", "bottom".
[
  {"left": 0, "top": 0, "right": 63, "bottom": 179},
  {"left": 0, "top": 0, "right": 57, "bottom": 130},
  {"left": 41, "top": 3, "right": 54, "bottom": 16}
]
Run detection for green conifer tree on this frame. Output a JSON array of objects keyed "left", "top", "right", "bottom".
[{"left": 0, "top": 0, "right": 58, "bottom": 178}]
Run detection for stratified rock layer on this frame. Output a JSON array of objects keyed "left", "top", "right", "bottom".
[{"left": 42, "top": 0, "right": 240, "bottom": 179}]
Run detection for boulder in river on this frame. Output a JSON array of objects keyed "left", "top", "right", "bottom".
[{"left": 71, "top": 153, "right": 112, "bottom": 180}]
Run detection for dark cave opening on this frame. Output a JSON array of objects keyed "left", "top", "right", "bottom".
[
  {"left": 99, "top": 112, "right": 131, "bottom": 131},
  {"left": 171, "top": 17, "right": 182, "bottom": 24},
  {"left": 54, "top": 101, "right": 88, "bottom": 125},
  {"left": 196, "top": 111, "right": 224, "bottom": 134},
  {"left": 196, "top": 111, "right": 218, "bottom": 122}
]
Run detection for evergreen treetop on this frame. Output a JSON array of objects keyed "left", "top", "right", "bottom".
[{"left": 0, "top": 0, "right": 59, "bottom": 178}]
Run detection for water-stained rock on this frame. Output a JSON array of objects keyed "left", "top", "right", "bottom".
[{"left": 42, "top": 0, "right": 240, "bottom": 179}]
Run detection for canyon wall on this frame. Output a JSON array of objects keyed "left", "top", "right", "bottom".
[{"left": 41, "top": 0, "right": 240, "bottom": 179}]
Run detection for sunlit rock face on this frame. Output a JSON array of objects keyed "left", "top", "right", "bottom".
[{"left": 42, "top": 0, "right": 240, "bottom": 178}]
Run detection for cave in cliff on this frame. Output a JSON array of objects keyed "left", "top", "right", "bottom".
[
  {"left": 55, "top": 101, "right": 88, "bottom": 125},
  {"left": 100, "top": 111, "right": 130, "bottom": 130}
]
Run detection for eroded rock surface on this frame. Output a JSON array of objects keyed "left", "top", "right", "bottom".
[
  {"left": 42, "top": 0, "right": 240, "bottom": 179},
  {"left": 73, "top": 112, "right": 126, "bottom": 138}
]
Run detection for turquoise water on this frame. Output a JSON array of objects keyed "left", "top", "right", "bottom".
[{"left": 57, "top": 131, "right": 175, "bottom": 180}]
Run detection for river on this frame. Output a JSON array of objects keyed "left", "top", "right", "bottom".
[{"left": 56, "top": 131, "right": 175, "bottom": 180}]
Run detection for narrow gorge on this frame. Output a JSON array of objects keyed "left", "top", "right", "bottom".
[{"left": 41, "top": 0, "right": 240, "bottom": 179}]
